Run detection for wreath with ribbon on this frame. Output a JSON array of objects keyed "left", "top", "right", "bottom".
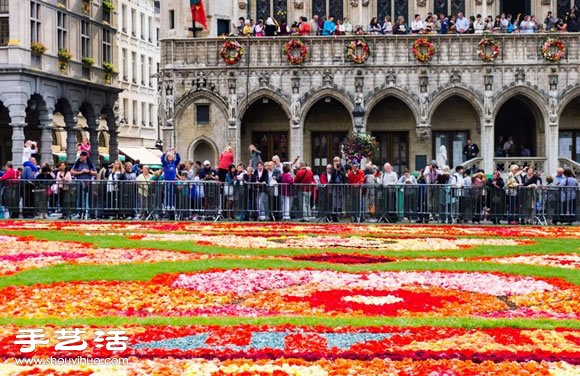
[
  {"left": 220, "top": 40, "right": 244, "bottom": 65},
  {"left": 283, "top": 39, "right": 308, "bottom": 65},
  {"left": 477, "top": 37, "right": 501, "bottom": 62},
  {"left": 346, "top": 39, "right": 370, "bottom": 64},
  {"left": 411, "top": 38, "right": 435, "bottom": 63},
  {"left": 541, "top": 38, "right": 566, "bottom": 62}
]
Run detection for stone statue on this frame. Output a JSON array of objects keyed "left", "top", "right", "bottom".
[
  {"left": 419, "top": 93, "right": 429, "bottom": 123},
  {"left": 290, "top": 88, "right": 301, "bottom": 125},
  {"left": 165, "top": 83, "right": 174, "bottom": 124},
  {"left": 228, "top": 90, "right": 238, "bottom": 126},
  {"left": 549, "top": 95, "right": 558, "bottom": 124},
  {"left": 484, "top": 91, "right": 493, "bottom": 125},
  {"left": 437, "top": 145, "right": 448, "bottom": 168}
]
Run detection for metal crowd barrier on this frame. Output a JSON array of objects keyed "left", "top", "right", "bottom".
[{"left": 0, "top": 179, "right": 578, "bottom": 225}]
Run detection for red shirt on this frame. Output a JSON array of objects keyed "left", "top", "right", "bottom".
[
  {"left": 348, "top": 169, "right": 365, "bottom": 185},
  {"left": 217, "top": 151, "right": 234, "bottom": 170},
  {"left": 0, "top": 168, "right": 19, "bottom": 181},
  {"left": 299, "top": 23, "right": 310, "bottom": 35}
]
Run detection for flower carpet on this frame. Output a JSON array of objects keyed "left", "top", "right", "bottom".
[{"left": 0, "top": 221, "right": 577, "bottom": 375}]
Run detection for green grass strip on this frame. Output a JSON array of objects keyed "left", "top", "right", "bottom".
[
  {"left": 1, "top": 230, "right": 579, "bottom": 259},
  {"left": 0, "top": 316, "right": 577, "bottom": 329},
  {"left": 0, "top": 259, "right": 578, "bottom": 288}
]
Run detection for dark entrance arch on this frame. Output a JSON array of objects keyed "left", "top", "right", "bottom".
[
  {"left": 500, "top": 0, "right": 531, "bottom": 18},
  {"left": 495, "top": 96, "right": 539, "bottom": 157},
  {"left": 240, "top": 99, "right": 289, "bottom": 164}
]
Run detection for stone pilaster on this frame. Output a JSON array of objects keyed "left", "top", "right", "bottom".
[
  {"left": 39, "top": 112, "right": 54, "bottom": 166},
  {"left": 86, "top": 113, "right": 100, "bottom": 167},
  {"left": 290, "top": 121, "right": 303, "bottom": 161},
  {"left": 107, "top": 111, "right": 119, "bottom": 163},
  {"left": 63, "top": 111, "right": 78, "bottom": 165},
  {"left": 10, "top": 123, "right": 25, "bottom": 166}
]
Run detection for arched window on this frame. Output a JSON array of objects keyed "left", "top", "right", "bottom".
[
  {"left": 256, "top": 0, "right": 288, "bottom": 22},
  {"left": 433, "top": 0, "right": 465, "bottom": 16},
  {"left": 312, "top": 0, "right": 343, "bottom": 20}
]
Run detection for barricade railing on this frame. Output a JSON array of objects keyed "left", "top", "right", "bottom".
[{"left": 0, "top": 179, "right": 577, "bottom": 225}]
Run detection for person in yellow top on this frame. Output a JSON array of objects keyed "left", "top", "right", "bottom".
[{"left": 242, "top": 19, "right": 253, "bottom": 36}]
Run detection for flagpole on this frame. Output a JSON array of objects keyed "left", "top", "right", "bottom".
[{"left": 192, "top": 4, "right": 197, "bottom": 38}]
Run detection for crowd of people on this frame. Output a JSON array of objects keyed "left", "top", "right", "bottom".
[
  {"left": 233, "top": 6, "right": 579, "bottom": 37},
  {"left": 0, "top": 139, "right": 578, "bottom": 225}
]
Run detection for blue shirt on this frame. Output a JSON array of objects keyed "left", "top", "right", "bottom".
[
  {"left": 161, "top": 153, "right": 180, "bottom": 181},
  {"left": 322, "top": 20, "right": 336, "bottom": 35}
]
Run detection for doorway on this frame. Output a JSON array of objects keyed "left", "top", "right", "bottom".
[
  {"left": 311, "top": 131, "right": 347, "bottom": 175},
  {"left": 371, "top": 131, "right": 409, "bottom": 175},
  {"left": 500, "top": 0, "right": 531, "bottom": 18},
  {"left": 494, "top": 96, "right": 538, "bottom": 157}
]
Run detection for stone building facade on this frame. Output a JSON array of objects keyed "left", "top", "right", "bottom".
[
  {"left": 116, "top": 0, "right": 160, "bottom": 148},
  {"left": 160, "top": 1, "right": 580, "bottom": 176}
]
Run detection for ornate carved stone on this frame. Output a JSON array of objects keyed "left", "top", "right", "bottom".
[
  {"left": 362, "top": 0, "right": 370, "bottom": 6},
  {"left": 487, "top": 0, "right": 494, "bottom": 4},
  {"left": 549, "top": 74, "right": 558, "bottom": 91},
  {"left": 419, "top": 92, "right": 429, "bottom": 124},
  {"left": 259, "top": 71, "right": 270, "bottom": 87},
  {"left": 541, "top": 0, "right": 551, "bottom": 5},
  {"left": 322, "top": 69, "right": 334, "bottom": 87},
  {"left": 193, "top": 72, "right": 215, "bottom": 91},
  {"left": 349, "top": 0, "right": 358, "bottom": 7},
  {"left": 417, "top": 0, "right": 427, "bottom": 7},
  {"left": 484, "top": 74, "right": 493, "bottom": 92},
  {"left": 415, "top": 125, "right": 431, "bottom": 141},
  {"left": 483, "top": 91, "right": 494, "bottom": 127},
  {"left": 294, "top": 0, "right": 304, "bottom": 9},
  {"left": 290, "top": 71, "right": 301, "bottom": 126},
  {"left": 227, "top": 73, "right": 238, "bottom": 127},
  {"left": 419, "top": 75, "right": 428, "bottom": 93},
  {"left": 238, "top": 0, "right": 247, "bottom": 10},
  {"left": 386, "top": 69, "right": 397, "bottom": 86},
  {"left": 514, "top": 67, "right": 525, "bottom": 84},
  {"left": 450, "top": 68, "right": 461, "bottom": 84},
  {"left": 475, "top": 0, "right": 483, "bottom": 4}
]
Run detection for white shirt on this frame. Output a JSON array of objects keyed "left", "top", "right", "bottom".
[
  {"left": 381, "top": 171, "right": 399, "bottom": 186},
  {"left": 22, "top": 147, "right": 33, "bottom": 164},
  {"left": 456, "top": 17, "right": 469, "bottom": 32},
  {"left": 411, "top": 20, "right": 424, "bottom": 31}
]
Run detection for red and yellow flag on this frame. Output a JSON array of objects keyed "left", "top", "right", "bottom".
[{"left": 189, "top": 0, "right": 207, "bottom": 29}]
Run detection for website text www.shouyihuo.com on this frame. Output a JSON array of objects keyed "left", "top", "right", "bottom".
[{"left": 14, "top": 356, "right": 130, "bottom": 366}]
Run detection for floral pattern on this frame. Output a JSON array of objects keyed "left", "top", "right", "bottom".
[{"left": 0, "top": 221, "right": 577, "bottom": 374}]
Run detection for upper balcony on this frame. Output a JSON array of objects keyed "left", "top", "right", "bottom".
[{"left": 161, "top": 34, "right": 580, "bottom": 69}]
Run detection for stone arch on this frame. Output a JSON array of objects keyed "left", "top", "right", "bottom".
[
  {"left": 428, "top": 86, "right": 484, "bottom": 124},
  {"left": 187, "top": 136, "right": 219, "bottom": 166},
  {"left": 559, "top": 85, "right": 580, "bottom": 118},
  {"left": 494, "top": 87, "right": 547, "bottom": 157},
  {"left": 364, "top": 87, "right": 420, "bottom": 125},
  {"left": 238, "top": 88, "right": 291, "bottom": 120},
  {"left": 493, "top": 86, "right": 548, "bottom": 130},
  {"left": 174, "top": 89, "right": 229, "bottom": 121},
  {"left": 300, "top": 88, "right": 354, "bottom": 125}
]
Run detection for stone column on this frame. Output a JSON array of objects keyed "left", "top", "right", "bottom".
[
  {"left": 481, "top": 120, "right": 495, "bottom": 173},
  {"left": 86, "top": 113, "right": 100, "bottom": 167},
  {"left": 8, "top": 104, "right": 27, "bottom": 166},
  {"left": 290, "top": 121, "right": 303, "bottom": 161},
  {"left": 107, "top": 111, "right": 119, "bottom": 163},
  {"left": 39, "top": 112, "right": 54, "bottom": 166},
  {"left": 546, "top": 123, "right": 559, "bottom": 175},
  {"left": 63, "top": 111, "right": 78, "bottom": 165}
]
